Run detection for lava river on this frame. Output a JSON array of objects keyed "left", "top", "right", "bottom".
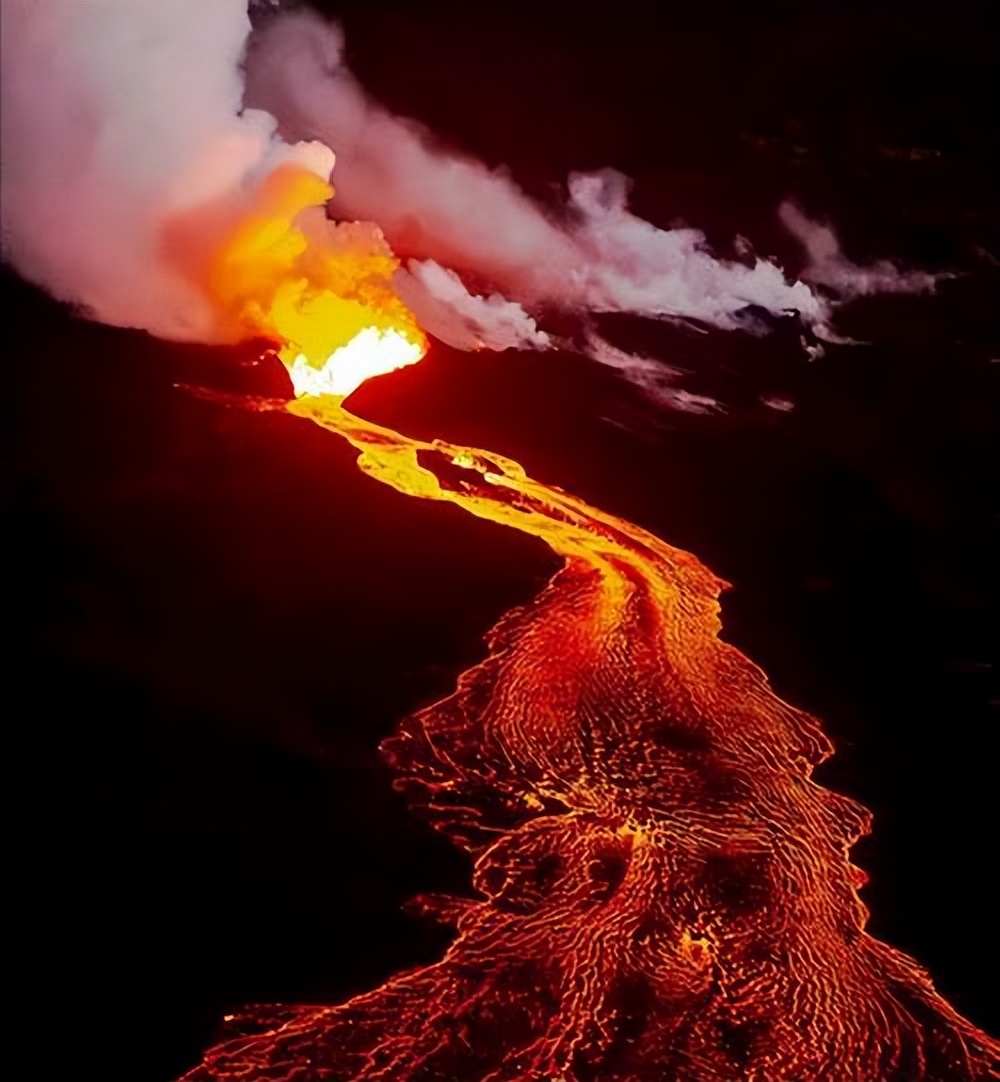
[{"left": 182, "top": 393, "right": 1000, "bottom": 1082}]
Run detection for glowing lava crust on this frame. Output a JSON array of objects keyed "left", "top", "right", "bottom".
[{"left": 181, "top": 342, "right": 1000, "bottom": 1082}]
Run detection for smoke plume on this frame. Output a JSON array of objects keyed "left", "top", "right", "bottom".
[
  {"left": 243, "top": 10, "right": 830, "bottom": 341},
  {"left": 0, "top": 0, "right": 332, "bottom": 342},
  {"left": 1, "top": 1, "right": 936, "bottom": 394},
  {"left": 778, "top": 201, "right": 938, "bottom": 299}
]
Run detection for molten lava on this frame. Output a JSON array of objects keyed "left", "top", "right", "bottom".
[
  {"left": 180, "top": 332, "right": 1000, "bottom": 1082},
  {"left": 169, "top": 163, "right": 427, "bottom": 395},
  {"left": 285, "top": 326, "right": 424, "bottom": 398}
]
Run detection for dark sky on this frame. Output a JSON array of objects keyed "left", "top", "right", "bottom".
[{"left": 3, "top": 2, "right": 998, "bottom": 1080}]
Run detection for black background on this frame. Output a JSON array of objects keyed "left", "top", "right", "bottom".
[{"left": 3, "top": 2, "right": 998, "bottom": 1079}]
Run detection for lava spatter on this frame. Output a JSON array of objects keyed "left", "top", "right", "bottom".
[{"left": 181, "top": 395, "right": 1000, "bottom": 1082}]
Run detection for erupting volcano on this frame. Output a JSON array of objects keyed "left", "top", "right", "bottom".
[{"left": 2, "top": 2, "right": 996, "bottom": 1080}]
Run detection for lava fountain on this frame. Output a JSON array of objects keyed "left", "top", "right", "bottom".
[{"left": 179, "top": 320, "right": 1000, "bottom": 1081}]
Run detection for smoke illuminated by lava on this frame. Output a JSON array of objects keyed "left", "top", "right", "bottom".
[
  {"left": 0, "top": 0, "right": 426, "bottom": 382},
  {"left": 3, "top": 0, "right": 931, "bottom": 409},
  {"left": 2, "top": 3, "right": 995, "bottom": 1080},
  {"left": 181, "top": 161, "right": 428, "bottom": 393}
]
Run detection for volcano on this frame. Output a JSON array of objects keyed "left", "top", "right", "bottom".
[{"left": 2, "top": 2, "right": 997, "bottom": 1081}]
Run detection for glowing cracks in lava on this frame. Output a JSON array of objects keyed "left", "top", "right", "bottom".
[
  {"left": 180, "top": 396, "right": 1000, "bottom": 1082},
  {"left": 285, "top": 326, "right": 425, "bottom": 398}
]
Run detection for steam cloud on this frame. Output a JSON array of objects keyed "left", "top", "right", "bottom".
[
  {"left": 0, "top": 0, "right": 331, "bottom": 341},
  {"left": 778, "top": 201, "right": 938, "bottom": 298},
  {"left": 1, "top": 0, "right": 935, "bottom": 390},
  {"left": 243, "top": 10, "right": 831, "bottom": 348}
]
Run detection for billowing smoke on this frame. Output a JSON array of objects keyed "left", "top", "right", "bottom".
[
  {"left": 1, "top": 0, "right": 934, "bottom": 393},
  {"left": 0, "top": 0, "right": 332, "bottom": 341},
  {"left": 394, "top": 261, "right": 551, "bottom": 353},
  {"left": 243, "top": 9, "right": 831, "bottom": 350}
]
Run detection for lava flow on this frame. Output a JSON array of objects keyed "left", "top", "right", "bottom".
[
  {"left": 180, "top": 162, "right": 997, "bottom": 1082},
  {"left": 180, "top": 335, "right": 1000, "bottom": 1081}
]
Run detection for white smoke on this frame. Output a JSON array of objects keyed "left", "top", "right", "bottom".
[
  {"left": 778, "top": 201, "right": 938, "bottom": 299},
  {"left": 0, "top": 1, "right": 937, "bottom": 406},
  {"left": 582, "top": 333, "right": 722, "bottom": 414},
  {"left": 394, "top": 260, "right": 551, "bottom": 353},
  {"left": 0, "top": 0, "right": 331, "bottom": 341},
  {"left": 243, "top": 9, "right": 832, "bottom": 345}
]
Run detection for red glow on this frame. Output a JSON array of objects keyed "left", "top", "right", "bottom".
[{"left": 181, "top": 396, "right": 1000, "bottom": 1082}]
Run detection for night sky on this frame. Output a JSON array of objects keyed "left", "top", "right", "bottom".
[{"left": 3, "top": 2, "right": 998, "bottom": 1080}]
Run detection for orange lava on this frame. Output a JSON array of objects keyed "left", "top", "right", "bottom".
[
  {"left": 181, "top": 388, "right": 1000, "bottom": 1082},
  {"left": 166, "top": 164, "right": 427, "bottom": 395}
]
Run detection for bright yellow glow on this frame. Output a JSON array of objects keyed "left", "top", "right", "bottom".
[
  {"left": 205, "top": 163, "right": 427, "bottom": 397},
  {"left": 286, "top": 326, "right": 425, "bottom": 398}
]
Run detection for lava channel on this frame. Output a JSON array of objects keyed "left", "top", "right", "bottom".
[{"left": 181, "top": 395, "right": 1000, "bottom": 1082}]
